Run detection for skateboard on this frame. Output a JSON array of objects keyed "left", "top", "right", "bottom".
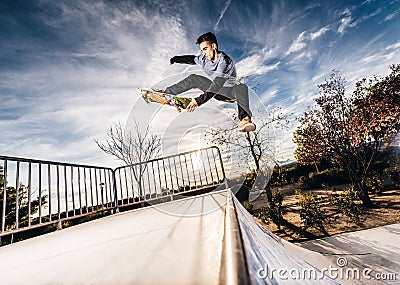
[{"left": 136, "top": 88, "right": 192, "bottom": 112}]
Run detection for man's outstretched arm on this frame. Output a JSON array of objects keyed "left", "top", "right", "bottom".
[{"left": 170, "top": 55, "right": 196, "bottom": 65}]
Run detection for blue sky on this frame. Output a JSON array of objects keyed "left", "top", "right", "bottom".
[{"left": 0, "top": 0, "right": 399, "bottom": 167}]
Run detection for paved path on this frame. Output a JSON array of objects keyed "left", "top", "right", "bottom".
[{"left": 300, "top": 224, "right": 400, "bottom": 284}]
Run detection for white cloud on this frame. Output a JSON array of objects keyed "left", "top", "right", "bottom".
[
  {"left": 361, "top": 54, "right": 380, "bottom": 63},
  {"left": 337, "top": 5, "right": 380, "bottom": 34},
  {"left": 287, "top": 31, "right": 307, "bottom": 54},
  {"left": 236, "top": 54, "right": 279, "bottom": 79},
  {"left": 214, "top": 0, "right": 232, "bottom": 30},
  {"left": 310, "top": 27, "right": 330, "bottom": 40},
  {"left": 385, "top": 41, "right": 400, "bottom": 50},
  {"left": 287, "top": 26, "right": 330, "bottom": 56},
  {"left": 292, "top": 51, "right": 312, "bottom": 62},
  {"left": 338, "top": 16, "right": 352, "bottom": 33},
  {"left": 0, "top": 1, "right": 194, "bottom": 166},
  {"left": 144, "top": 17, "right": 190, "bottom": 84},
  {"left": 361, "top": 40, "right": 400, "bottom": 64},
  {"left": 383, "top": 9, "right": 400, "bottom": 21}
]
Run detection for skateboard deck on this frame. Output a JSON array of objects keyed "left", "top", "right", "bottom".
[{"left": 136, "top": 88, "right": 192, "bottom": 112}]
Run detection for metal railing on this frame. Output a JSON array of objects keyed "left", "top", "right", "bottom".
[
  {"left": 0, "top": 156, "right": 116, "bottom": 239},
  {"left": 0, "top": 146, "right": 226, "bottom": 241},
  {"left": 114, "top": 146, "right": 226, "bottom": 207}
]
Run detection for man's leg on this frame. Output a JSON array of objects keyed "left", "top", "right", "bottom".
[
  {"left": 213, "top": 84, "right": 252, "bottom": 119},
  {"left": 164, "top": 74, "right": 212, "bottom": 95},
  {"left": 214, "top": 84, "right": 252, "bottom": 120},
  {"left": 233, "top": 84, "right": 252, "bottom": 120},
  {"left": 233, "top": 84, "right": 255, "bottom": 132},
  {"left": 213, "top": 85, "right": 255, "bottom": 131}
]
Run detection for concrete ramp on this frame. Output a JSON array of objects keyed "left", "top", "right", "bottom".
[
  {"left": 233, "top": 197, "right": 339, "bottom": 285},
  {"left": 0, "top": 191, "right": 228, "bottom": 285},
  {"left": 0, "top": 188, "right": 382, "bottom": 284}
]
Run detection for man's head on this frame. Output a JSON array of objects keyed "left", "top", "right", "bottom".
[{"left": 196, "top": 32, "right": 219, "bottom": 61}]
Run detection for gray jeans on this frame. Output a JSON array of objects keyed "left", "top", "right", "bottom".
[{"left": 165, "top": 74, "right": 252, "bottom": 120}]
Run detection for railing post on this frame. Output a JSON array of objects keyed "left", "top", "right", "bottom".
[
  {"left": 1, "top": 159, "right": 8, "bottom": 234},
  {"left": 112, "top": 169, "right": 119, "bottom": 213},
  {"left": 215, "top": 146, "right": 228, "bottom": 189},
  {"left": 15, "top": 161, "right": 20, "bottom": 230}
]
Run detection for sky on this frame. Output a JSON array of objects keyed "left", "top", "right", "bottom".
[{"left": 0, "top": 0, "right": 399, "bottom": 168}]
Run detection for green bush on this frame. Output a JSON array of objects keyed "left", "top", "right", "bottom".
[
  {"left": 329, "top": 187, "right": 364, "bottom": 224},
  {"left": 366, "top": 173, "right": 383, "bottom": 195},
  {"left": 243, "top": 201, "right": 253, "bottom": 213},
  {"left": 254, "top": 192, "right": 284, "bottom": 230},
  {"left": 295, "top": 189, "right": 327, "bottom": 234}
]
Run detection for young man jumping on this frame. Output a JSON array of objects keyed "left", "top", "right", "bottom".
[{"left": 162, "top": 32, "right": 256, "bottom": 132}]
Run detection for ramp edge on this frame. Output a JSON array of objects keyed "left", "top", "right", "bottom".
[{"left": 219, "top": 189, "right": 252, "bottom": 285}]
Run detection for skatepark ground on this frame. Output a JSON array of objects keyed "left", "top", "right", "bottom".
[
  {"left": 250, "top": 185, "right": 400, "bottom": 243},
  {"left": 300, "top": 223, "right": 400, "bottom": 284}
]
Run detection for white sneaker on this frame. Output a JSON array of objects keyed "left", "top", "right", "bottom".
[{"left": 238, "top": 116, "right": 256, "bottom": 132}]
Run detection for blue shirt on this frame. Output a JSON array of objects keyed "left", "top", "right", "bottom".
[{"left": 194, "top": 52, "right": 237, "bottom": 88}]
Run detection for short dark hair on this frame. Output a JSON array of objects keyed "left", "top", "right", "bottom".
[{"left": 196, "top": 32, "right": 218, "bottom": 48}]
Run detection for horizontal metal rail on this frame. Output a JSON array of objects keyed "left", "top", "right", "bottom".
[{"left": 0, "top": 146, "right": 227, "bottom": 242}]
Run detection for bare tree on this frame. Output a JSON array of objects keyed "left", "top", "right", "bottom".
[
  {"left": 206, "top": 108, "right": 289, "bottom": 201},
  {"left": 95, "top": 121, "right": 162, "bottom": 197}
]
